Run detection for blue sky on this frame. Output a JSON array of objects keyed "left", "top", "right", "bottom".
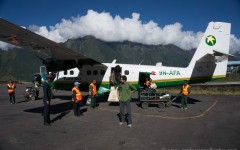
[{"left": 0, "top": 0, "right": 240, "bottom": 52}]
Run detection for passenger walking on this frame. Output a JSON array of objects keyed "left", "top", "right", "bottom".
[
  {"left": 42, "top": 75, "right": 52, "bottom": 126},
  {"left": 72, "top": 82, "right": 83, "bottom": 116},
  {"left": 7, "top": 79, "right": 16, "bottom": 104},
  {"left": 89, "top": 80, "right": 97, "bottom": 109},
  {"left": 179, "top": 80, "right": 191, "bottom": 109},
  {"left": 117, "top": 75, "right": 137, "bottom": 127}
]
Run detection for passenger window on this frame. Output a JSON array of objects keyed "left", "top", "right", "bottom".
[
  {"left": 124, "top": 70, "right": 129, "bottom": 75},
  {"left": 93, "top": 70, "right": 98, "bottom": 75},
  {"left": 87, "top": 70, "right": 91, "bottom": 75},
  {"left": 70, "top": 70, "right": 74, "bottom": 75},
  {"left": 64, "top": 71, "right": 67, "bottom": 75},
  {"left": 100, "top": 70, "right": 105, "bottom": 75}
]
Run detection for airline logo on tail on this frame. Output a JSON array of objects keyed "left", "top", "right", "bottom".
[{"left": 205, "top": 35, "right": 216, "bottom": 46}]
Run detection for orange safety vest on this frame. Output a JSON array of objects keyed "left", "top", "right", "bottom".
[
  {"left": 72, "top": 87, "right": 82, "bottom": 102},
  {"left": 181, "top": 84, "right": 190, "bottom": 96},
  {"left": 89, "top": 83, "right": 97, "bottom": 96},
  {"left": 7, "top": 83, "right": 15, "bottom": 93}
]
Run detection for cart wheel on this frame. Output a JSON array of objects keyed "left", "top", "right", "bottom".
[
  {"left": 158, "top": 102, "right": 165, "bottom": 108},
  {"left": 141, "top": 102, "right": 149, "bottom": 109},
  {"left": 31, "top": 96, "right": 36, "bottom": 101},
  {"left": 166, "top": 102, "right": 171, "bottom": 107}
]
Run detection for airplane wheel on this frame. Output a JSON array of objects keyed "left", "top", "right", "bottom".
[
  {"left": 158, "top": 102, "right": 165, "bottom": 108},
  {"left": 141, "top": 102, "right": 149, "bottom": 109}
]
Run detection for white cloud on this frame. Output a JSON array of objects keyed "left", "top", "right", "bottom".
[
  {"left": 230, "top": 35, "right": 240, "bottom": 54},
  {"left": 28, "top": 10, "right": 204, "bottom": 50},
  {"left": 1, "top": 9, "right": 240, "bottom": 53}
]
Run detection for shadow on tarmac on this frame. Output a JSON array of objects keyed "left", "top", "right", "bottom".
[
  {"left": 170, "top": 96, "right": 202, "bottom": 108},
  {"left": 134, "top": 96, "right": 202, "bottom": 109},
  {"left": 24, "top": 99, "right": 89, "bottom": 123},
  {"left": 51, "top": 111, "right": 71, "bottom": 123},
  {"left": 16, "top": 100, "right": 29, "bottom": 104},
  {"left": 24, "top": 101, "right": 73, "bottom": 115},
  {"left": 54, "top": 95, "right": 72, "bottom": 101}
]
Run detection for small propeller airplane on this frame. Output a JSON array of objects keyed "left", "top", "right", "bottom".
[{"left": 0, "top": 18, "right": 232, "bottom": 101}]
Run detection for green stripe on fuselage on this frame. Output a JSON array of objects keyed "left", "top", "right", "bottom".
[{"left": 53, "top": 75, "right": 224, "bottom": 91}]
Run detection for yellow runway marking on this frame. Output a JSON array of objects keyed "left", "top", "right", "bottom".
[{"left": 99, "top": 100, "right": 218, "bottom": 120}]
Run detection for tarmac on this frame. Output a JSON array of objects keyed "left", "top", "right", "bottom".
[{"left": 0, "top": 84, "right": 239, "bottom": 150}]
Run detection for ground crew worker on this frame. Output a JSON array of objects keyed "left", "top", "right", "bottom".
[
  {"left": 117, "top": 75, "right": 137, "bottom": 128},
  {"left": 7, "top": 79, "right": 16, "bottom": 104},
  {"left": 179, "top": 80, "right": 191, "bottom": 109},
  {"left": 42, "top": 75, "right": 52, "bottom": 126},
  {"left": 72, "top": 82, "right": 83, "bottom": 116},
  {"left": 89, "top": 80, "right": 97, "bottom": 109},
  {"left": 145, "top": 77, "right": 150, "bottom": 90},
  {"left": 32, "top": 77, "right": 40, "bottom": 99}
]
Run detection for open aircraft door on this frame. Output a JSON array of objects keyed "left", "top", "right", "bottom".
[
  {"left": 138, "top": 72, "right": 150, "bottom": 88},
  {"left": 108, "top": 65, "right": 122, "bottom": 102}
]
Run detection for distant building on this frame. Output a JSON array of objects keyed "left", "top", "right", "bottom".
[{"left": 227, "top": 61, "right": 240, "bottom": 72}]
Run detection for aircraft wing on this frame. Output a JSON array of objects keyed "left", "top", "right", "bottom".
[{"left": 0, "top": 18, "right": 103, "bottom": 71}]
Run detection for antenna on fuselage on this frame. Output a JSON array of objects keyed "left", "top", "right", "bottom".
[
  {"left": 111, "top": 59, "right": 116, "bottom": 64},
  {"left": 139, "top": 59, "right": 144, "bottom": 65}
]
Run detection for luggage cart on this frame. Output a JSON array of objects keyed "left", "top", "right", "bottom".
[
  {"left": 138, "top": 89, "right": 171, "bottom": 109},
  {"left": 24, "top": 86, "right": 38, "bottom": 101}
]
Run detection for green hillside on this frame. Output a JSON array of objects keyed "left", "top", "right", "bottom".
[
  {"left": 64, "top": 36, "right": 195, "bottom": 67},
  {"left": 0, "top": 49, "right": 43, "bottom": 81}
]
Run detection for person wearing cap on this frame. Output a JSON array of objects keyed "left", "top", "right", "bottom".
[
  {"left": 72, "top": 82, "right": 83, "bottom": 116},
  {"left": 89, "top": 80, "right": 97, "bottom": 109},
  {"left": 42, "top": 75, "right": 52, "bottom": 126},
  {"left": 7, "top": 79, "right": 16, "bottom": 104}
]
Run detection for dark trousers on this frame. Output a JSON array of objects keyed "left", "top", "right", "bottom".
[
  {"left": 119, "top": 100, "right": 132, "bottom": 124},
  {"left": 181, "top": 95, "right": 188, "bottom": 108},
  {"left": 43, "top": 101, "right": 50, "bottom": 124},
  {"left": 90, "top": 96, "right": 96, "bottom": 108},
  {"left": 9, "top": 92, "right": 16, "bottom": 104},
  {"left": 73, "top": 101, "right": 81, "bottom": 116}
]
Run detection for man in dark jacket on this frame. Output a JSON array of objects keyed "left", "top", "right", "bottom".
[{"left": 43, "top": 75, "right": 52, "bottom": 126}]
